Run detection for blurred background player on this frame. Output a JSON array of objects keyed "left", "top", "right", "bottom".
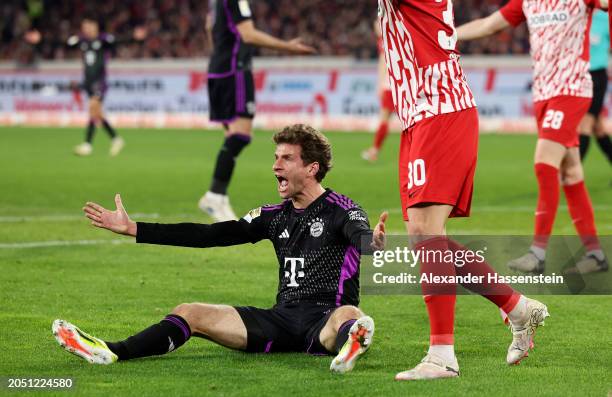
[
  {"left": 198, "top": 0, "right": 316, "bottom": 222},
  {"left": 458, "top": 0, "right": 609, "bottom": 275},
  {"left": 361, "top": 21, "right": 395, "bottom": 163},
  {"left": 579, "top": 9, "right": 612, "bottom": 164},
  {"left": 25, "top": 17, "right": 146, "bottom": 156},
  {"left": 378, "top": 0, "right": 548, "bottom": 381}
]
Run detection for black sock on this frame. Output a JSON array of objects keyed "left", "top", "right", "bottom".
[
  {"left": 334, "top": 319, "right": 356, "bottom": 353},
  {"left": 85, "top": 120, "right": 96, "bottom": 143},
  {"left": 105, "top": 314, "right": 191, "bottom": 361},
  {"left": 579, "top": 135, "right": 590, "bottom": 160},
  {"left": 101, "top": 118, "right": 117, "bottom": 139},
  {"left": 210, "top": 133, "right": 251, "bottom": 195},
  {"left": 596, "top": 135, "right": 612, "bottom": 163}
]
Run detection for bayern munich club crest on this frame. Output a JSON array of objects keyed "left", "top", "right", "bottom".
[{"left": 309, "top": 218, "right": 324, "bottom": 238}]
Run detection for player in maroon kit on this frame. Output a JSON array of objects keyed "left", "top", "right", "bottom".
[
  {"left": 457, "top": 0, "right": 609, "bottom": 275},
  {"left": 362, "top": 21, "right": 395, "bottom": 163},
  {"left": 378, "top": 0, "right": 549, "bottom": 380}
]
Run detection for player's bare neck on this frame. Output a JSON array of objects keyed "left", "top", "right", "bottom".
[{"left": 291, "top": 184, "right": 325, "bottom": 209}]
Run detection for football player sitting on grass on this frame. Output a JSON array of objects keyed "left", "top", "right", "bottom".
[{"left": 53, "top": 124, "right": 387, "bottom": 374}]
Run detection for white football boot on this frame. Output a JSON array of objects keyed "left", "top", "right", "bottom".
[
  {"left": 506, "top": 297, "right": 549, "bottom": 365},
  {"left": 109, "top": 137, "right": 125, "bottom": 157},
  {"left": 395, "top": 353, "right": 459, "bottom": 381},
  {"left": 508, "top": 251, "right": 545, "bottom": 273},
  {"left": 564, "top": 254, "right": 609, "bottom": 274},
  {"left": 74, "top": 142, "right": 92, "bottom": 156},
  {"left": 330, "top": 316, "right": 375, "bottom": 373},
  {"left": 52, "top": 319, "right": 117, "bottom": 364},
  {"left": 361, "top": 147, "right": 379, "bottom": 162},
  {"left": 198, "top": 191, "right": 238, "bottom": 222}
]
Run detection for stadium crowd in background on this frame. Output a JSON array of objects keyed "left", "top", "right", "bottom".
[{"left": 1, "top": 0, "right": 531, "bottom": 63}]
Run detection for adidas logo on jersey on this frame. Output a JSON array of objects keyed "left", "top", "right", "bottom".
[{"left": 279, "top": 229, "right": 290, "bottom": 239}]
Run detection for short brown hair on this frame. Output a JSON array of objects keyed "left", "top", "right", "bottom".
[{"left": 273, "top": 124, "right": 333, "bottom": 182}]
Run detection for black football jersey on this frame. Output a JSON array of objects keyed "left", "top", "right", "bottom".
[
  {"left": 67, "top": 34, "right": 115, "bottom": 84},
  {"left": 136, "top": 189, "right": 372, "bottom": 307},
  {"left": 207, "top": 0, "right": 254, "bottom": 74}
]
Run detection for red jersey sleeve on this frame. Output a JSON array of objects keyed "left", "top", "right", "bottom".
[
  {"left": 500, "top": 0, "right": 526, "bottom": 27},
  {"left": 583, "top": 0, "right": 606, "bottom": 10}
]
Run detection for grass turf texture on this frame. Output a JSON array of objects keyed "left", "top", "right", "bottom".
[{"left": 0, "top": 127, "right": 610, "bottom": 397}]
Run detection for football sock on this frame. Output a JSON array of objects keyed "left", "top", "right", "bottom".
[
  {"left": 530, "top": 245, "right": 546, "bottom": 261},
  {"left": 428, "top": 344, "right": 455, "bottom": 363},
  {"left": 586, "top": 249, "right": 605, "bottom": 261},
  {"left": 533, "top": 163, "right": 560, "bottom": 250},
  {"left": 579, "top": 135, "right": 590, "bottom": 159},
  {"left": 417, "top": 237, "right": 456, "bottom": 346},
  {"left": 595, "top": 135, "right": 612, "bottom": 163},
  {"left": 105, "top": 314, "right": 191, "bottom": 361},
  {"left": 506, "top": 295, "right": 528, "bottom": 325},
  {"left": 210, "top": 133, "right": 251, "bottom": 195},
  {"left": 373, "top": 121, "right": 389, "bottom": 150},
  {"left": 334, "top": 319, "right": 356, "bottom": 353},
  {"left": 447, "top": 239, "right": 519, "bottom": 312},
  {"left": 563, "top": 181, "right": 600, "bottom": 252},
  {"left": 85, "top": 120, "right": 96, "bottom": 143},
  {"left": 101, "top": 118, "right": 117, "bottom": 139}
]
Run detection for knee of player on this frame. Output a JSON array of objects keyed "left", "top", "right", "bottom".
[
  {"left": 334, "top": 305, "right": 363, "bottom": 325},
  {"left": 561, "top": 165, "right": 583, "bottom": 185},
  {"left": 594, "top": 129, "right": 608, "bottom": 138},
  {"left": 407, "top": 221, "right": 430, "bottom": 237},
  {"left": 171, "top": 303, "right": 197, "bottom": 323},
  {"left": 88, "top": 108, "right": 101, "bottom": 119}
]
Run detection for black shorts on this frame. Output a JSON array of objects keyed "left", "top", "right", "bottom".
[
  {"left": 208, "top": 70, "right": 255, "bottom": 123},
  {"left": 83, "top": 79, "right": 107, "bottom": 101},
  {"left": 588, "top": 69, "right": 608, "bottom": 117},
  {"left": 234, "top": 302, "right": 336, "bottom": 355}
]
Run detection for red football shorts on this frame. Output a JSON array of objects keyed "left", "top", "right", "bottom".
[
  {"left": 533, "top": 96, "right": 591, "bottom": 147},
  {"left": 381, "top": 89, "right": 394, "bottom": 112},
  {"left": 399, "top": 108, "right": 479, "bottom": 221}
]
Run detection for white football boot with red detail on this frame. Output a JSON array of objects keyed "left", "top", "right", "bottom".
[
  {"left": 52, "top": 319, "right": 117, "bottom": 364},
  {"left": 330, "top": 316, "right": 374, "bottom": 373},
  {"left": 506, "top": 297, "right": 549, "bottom": 365},
  {"left": 395, "top": 353, "right": 459, "bottom": 381}
]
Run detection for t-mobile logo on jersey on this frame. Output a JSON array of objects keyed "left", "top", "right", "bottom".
[{"left": 284, "top": 257, "right": 305, "bottom": 287}]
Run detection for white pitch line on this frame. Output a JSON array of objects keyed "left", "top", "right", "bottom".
[
  {"left": 2, "top": 205, "right": 611, "bottom": 224},
  {"left": 0, "top": 213, "right": 161, "bottom": 223},
  {"left": 2, "top": 225, "right": 610, "bottom": 249},
  {"left": 0, "top": 239, "right": 133, "bottom": 249}
]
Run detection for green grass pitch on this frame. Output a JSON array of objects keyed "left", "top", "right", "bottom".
[{"left": 0, "top": 127, "right": 610, "bottom": 396}]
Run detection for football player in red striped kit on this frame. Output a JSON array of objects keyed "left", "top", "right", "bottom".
[
  {"left": 458, "top": 0, "right": 609, "bottom": 275},
  {"left": 378, "top": 0, "right": 549, "bottom": 380}
]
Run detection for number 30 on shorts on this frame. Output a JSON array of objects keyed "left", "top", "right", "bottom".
[
  {"left": 407, "top": 159, "right": 426, "bottom": 189},
  {"left": 542, "top": 110, "right": 564, "bottom": 130}
]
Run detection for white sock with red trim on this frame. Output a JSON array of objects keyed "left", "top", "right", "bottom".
[{"left": 428, "top": 344, "right": 455, "bottom": 363}]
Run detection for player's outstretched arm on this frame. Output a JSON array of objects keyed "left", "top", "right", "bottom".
[
  {"left": 456, "top": 11, "right": 511, "bottom": 41},
  {"left": 85, "top": 196, "right": 267, "bottom": 248},
  {"left": 370, "top": 211, "right": 388, "bottom": 251},
  {"left": 236, "top": 20, "right": 316, "bottom": 54},
  {"left": 24, "top": 30, "right": 79, "bottom": 47},
  {"left": 84, "top": 194, "right": 137, "bottom": 236}
]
